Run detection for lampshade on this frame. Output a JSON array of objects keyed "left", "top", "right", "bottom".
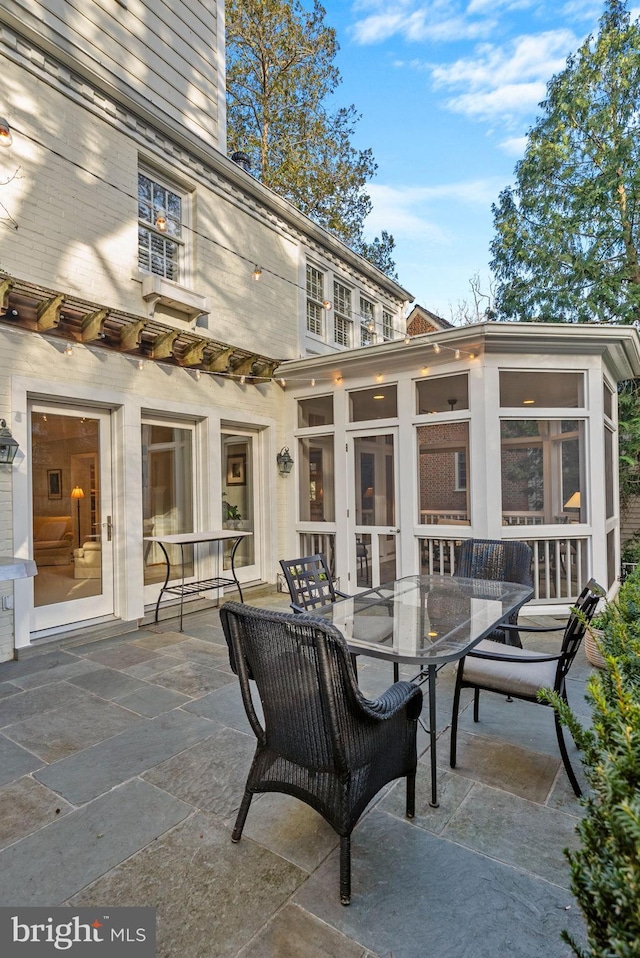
[
  {"left": 71, "top": 486, "right": 85, "bottom": 500},
  {"left": 564, "top": 491, "right": 581, "bottom": 510}
]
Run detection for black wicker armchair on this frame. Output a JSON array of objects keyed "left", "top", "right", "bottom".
[
  {"left": 450, "top": 578, "right": 603, "bottom": 796},
  {"left": 454, "top": 538, "right": 533, "bottom": 647},
  {"left": 220, "top": 601, "right": 423, "bottom": 905}
]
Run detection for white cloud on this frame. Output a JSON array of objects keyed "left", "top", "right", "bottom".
[
  {"left": 363, "top": 179, "right": 503, "bottom": 239},
  {"left": 499, "top": 134, "right": 529, "bottom": 156},
  {"left": 350, "top": 1, "right": 496, "bottom": 44}
]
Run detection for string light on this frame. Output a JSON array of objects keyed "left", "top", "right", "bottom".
[
  {"left": 240, "top": 375, "right": 246, "bottom": 385},
  {"left": 311, "top": 378, "right": 315, "bottom": 387},
  {"left": 322, "top": 300, "right": 332, "bottom": 310},
  {"left": 155, "top": 211, "right": 167, "bottom": 232},
  {"left": 137, "top": 359, "right": 145, "bottom": 370},
  {"left": 194, "top": 369, "right": 201, "bottom": 381},
  {"left": 64, "top": 343, "right": 74, "bottom": 355},
  {"left": 252, "top": 265, "right": 262, "bottom": 281},
  {"left": 433, "top": 343, "right": 442, "bottom": 354},
  {"left": 455, "top": 349, "right": 461, "bottom": 359}
]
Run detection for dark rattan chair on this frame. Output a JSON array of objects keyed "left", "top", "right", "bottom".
[
  {"left": 449, "top": 578, "right": 604, "bottom": 796},
  {"left": 279, "top": 553, "right": 399, "bottom": 681},
  {"left": 220, "top": 601, "right": 423, "bottom": 905},
  {"left": 454, "top": 538, "right": 534, "bottom": 647}
]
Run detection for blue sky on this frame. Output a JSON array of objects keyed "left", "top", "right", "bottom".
[{"left": 318, "top": 0, "right": 631, "bottom": 320}]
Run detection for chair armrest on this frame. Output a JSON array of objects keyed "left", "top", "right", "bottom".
[
  {"left": 290, "top": 602, "right": 306, "bottom": 613},
  {"left": 361, "top": 681, "right": 423, "bottom": 721},
  {"left": 467, "top": 648, "right": 562, "bottom": 664}
]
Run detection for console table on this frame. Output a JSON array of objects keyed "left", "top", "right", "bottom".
[{"left": 145, "top": 531, "right": 251, "bottom": 631}]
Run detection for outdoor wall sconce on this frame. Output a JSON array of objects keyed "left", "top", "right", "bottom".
[
  {"left": 0, "top": 419, "right": 19, "bottom": 464},
  {"left": 276, "top": 446, "right": 294, "bottom": 476},
  {"left": 0, "top": 118, "right": 12, "bottom": 148}
]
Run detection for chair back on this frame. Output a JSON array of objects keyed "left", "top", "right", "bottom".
[
  {"left": 555, "top": 578, "right": 604, "bottom": 686},
  {"left": 279, "top": 554, "right": 341, "bottom": 611},
  {"left": 454, "top": 538, "right": 533, "bottom": 587},
  {"left": 220, "top": 602, "right": 359, "bottom": 771}
]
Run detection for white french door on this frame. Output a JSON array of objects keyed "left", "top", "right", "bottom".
[
  {"left": 347, "top": 428, "right": 400, "bottom": 589},
  {"left": 30, "top": 402, "right": 114, "bottom": 632},
  {"left": 221, "top": 430, "right": 261, "bottom": 585}
]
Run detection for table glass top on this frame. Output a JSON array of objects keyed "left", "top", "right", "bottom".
[{"left": 307, "top": 574, "right": 533, "bottom": 664}]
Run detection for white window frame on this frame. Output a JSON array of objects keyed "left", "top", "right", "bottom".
[
  {"left": 382, "top": 310, "right": 393, "bottom": 341},
  {"left": 138, "top": 167, "right": 188, "bottom": 284},
  {"left": 360, "top": 296, "right": 375, "bottom": 346},
  {"left": 454, "top": 450, "right": 467, "bottom": 491},
  {"left": 306, "top": 264, "right": 325, "bottom": 337},
  {"left": 334, "top": 280, "right": 353, "bottom": 348}
]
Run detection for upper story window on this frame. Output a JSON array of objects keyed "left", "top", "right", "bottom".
[
  {"left": 499, "top": 371, "right": 584, "bottom": 408},
  {"left": 360, "top": 296, "right": 375, "bottom": 346},
  {"left": 138, "top": 171, "right": 184, "bottom": 282},
  {"left": 382, "top": 310, "right": 393, "bottom": 341},
  {"left": 334, "top": 281, "right": 352, "bottom": 347},
  {"left": 306, "top": 265, "right": 325, "bottom": 337}
]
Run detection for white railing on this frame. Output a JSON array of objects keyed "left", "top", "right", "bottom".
[{"left": 418, "top": 532, "right": 589, "bottom": 603}]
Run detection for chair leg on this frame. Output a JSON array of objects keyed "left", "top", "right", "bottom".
[
  {"left": 340, "top": 835, "right": 351, "bottom": 906},
  {"left": 554, "top": 712, "right": 582, "bottom": 797},
  {"left": 473, "top": 687, "right": 480, "bottom": 722},
  {"left": 393, "top": 661, "right": 399, "bottom": 683},
  {"left": 231, "top": 789, "right": 253, "bottom": 842},
  {"left": 406, "top": 767, "right": 416, "bottom": 819},
  {"left": 350, "top": 652, "right": 359, "bottom": 678},
  {"left": 450, "top": 671, "right": 463, "bottom": 768}
]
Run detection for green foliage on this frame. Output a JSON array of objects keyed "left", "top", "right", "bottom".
[
  {"left": 545, "top": 565, "right": 640, "bottom": 956},
  {"left": 226, "top": 0, "right": 397, "bottom": 277},
  {"left": 355, "top": 230, "right": 398, "bottom": 281},
  {"left": 491, "top": 0, "right": 640, "bottom": 323},
  {"left": 618, "top": 380, "right": 640, "bottom": 516}
]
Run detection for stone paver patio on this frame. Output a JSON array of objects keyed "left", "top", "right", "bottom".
[{"left": 0, "top": 590, "right": 592, "bottom": 957}]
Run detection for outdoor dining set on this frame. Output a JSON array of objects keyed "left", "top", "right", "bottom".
[{"left": 219, "top": 540, "right": 603, "bottom": 905}]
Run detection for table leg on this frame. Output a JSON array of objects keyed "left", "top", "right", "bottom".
[
  {"left": 427, "top": 664, "right": 439, "bottom": 808},
  {"left": 229, "top": 535, "right": 244, "bottom": 602},
  {"left": 154, "top": 541, "right": 172, "bottom": 624}
]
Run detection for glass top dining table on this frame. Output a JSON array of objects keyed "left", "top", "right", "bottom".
[{"left": 307, "top": 573, "right": 533, "bottom": 806}]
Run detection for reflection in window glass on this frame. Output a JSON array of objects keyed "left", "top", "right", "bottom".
[
  {"left": 417, "top": 422, "right": 470, "bottom": 524},
  {"left": 416, "top": 374, "right": 469, "bottom": 414},
  {"left": 298, "top": 436, "right": 335, "bottom": 522},
  {"left": 298, "top": 395, "right": 334, "bottom": 427},
  {"left": 221, "top": 436, "right": 255, "bottom": 569},
  {"left": 501, "top": 420, "right": 584, "bottom": 525},
  {"left": 355, "top": 435, "right": 395, "bottom": 526},
  {"left": 142, "top": 423, "right": 194, "bottom": 584},
  {"left": 603, "top": 382, "right": 613, "bottom": 420},
  {"left": 350, "top": 386, "right": 397, "bottom": 421},
  {"left": 499, "top": 371, "right": 584, "bottom": 408}
]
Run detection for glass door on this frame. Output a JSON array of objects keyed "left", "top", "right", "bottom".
[
  {"left": 221, "top": 431, "right": 259, "bottom": 583},
  {"left": 30, "top": 403, "right": 114, "bottom": 632},
  {"left": 348, "top": 429, "right": 400, "bottom": 589}
]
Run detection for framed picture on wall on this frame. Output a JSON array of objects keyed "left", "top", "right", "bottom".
[
  {"left": 47, "top": 469, "right": 62, "bottom": 499},
  {"left": 226, "top": 455, "right": 246, "bottom": 486}
]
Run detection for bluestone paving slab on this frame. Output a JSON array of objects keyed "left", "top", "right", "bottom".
[
  {"left": 0, "top": 682, "right": 98, "bottom": 729},
  {"left": 70, "top": 812, "right": 307, "bottom": 958},
  {"left": 237, "top": 791, "right": 339, "bottom": 873},
  {"left": 84, "top": 643, "right": 162, "bottom": 670},
  {"left": 114, "top": 684, "right": 192, "bottom": 716},
  {"left": 443, "top": 781, "right": 580, "bottom": 886},
  {"left": 131, "top": 631, "right": 191, "bottom": 651},
  {"left": 294, "top": 808, "right": 584, "bottom": 958},
  {"left": 0, "top": 650, "right": 79, "bottom": 680},
  {"left": 0, "top": 734, "right": 44, "bottom": 786},
  {"left": 235, "top": 903, "right": 373, "bottom": 958},
  {"left": 158, "top": 637, "right": 234, "bottom": 672},
  {"left": 0, "top": 779, "right": 191, "bottom": 906},
  {"left": 5, "top": 693, "right": 144, "bottom": 762},
  {"left": 67, "top": 666, "right": 148, "bottom": 700},
  {"left": 34, "top": 709, "right": 217, "bottom": 803},
  {"left": 0, "top": 777, "right": 72, "bottom": 848},
  {"left": 0, "top": 681, "right": 23, "bottom": 700},
  {"left": 377, "top": 764, "right": 474, "bottom": 835},
  {"left": 121, "top": 653, "right": 184, "bottom": 679},
  {"left": 438, "top": 726, "right": 560, "bottom": 802},
  {"left": 183, "top": 678, "right": 263, "bottom": 733},
  {"left": 144, "top": 726, "right": 256, "bottom": 819},
  {"left": 10, "top": 658, "right": 103, "bottom": 690},
  {"left": 150, "top": 660, "right": 235, "bottom": 697}
]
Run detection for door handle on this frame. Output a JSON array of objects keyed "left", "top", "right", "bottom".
[{"left": 105, "top": 516, "right": 113, "bottom": 541}]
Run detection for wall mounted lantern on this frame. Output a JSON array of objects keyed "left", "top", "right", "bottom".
[
  {"left": 0, "top": 118, "right": 12, "bottom": 148},
  {"left": 276, "top": 446, "right": 294, "bottom": 476},
  {"left": 0, "top": 419, "right": 19, "bottom": 464}
]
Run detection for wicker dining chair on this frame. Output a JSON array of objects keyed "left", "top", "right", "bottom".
[
  {"left": 449, "top": 578, "right": 603, "bottom": 796},
  {"left": 454, "top": 538, "right": 534, "bottom": 647},
  {"left": 279, "top": 553, "right": 400, "bottom": 681},
  {"left": 220, "top": 601, "right": 423, "bottom": 905}
]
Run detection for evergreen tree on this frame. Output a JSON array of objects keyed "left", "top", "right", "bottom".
[{"left": 491, "top": 0, "right": 640, "bottom": 323}]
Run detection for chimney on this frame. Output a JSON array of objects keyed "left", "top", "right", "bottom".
[{"left": 231, "top": 151, "right": 251, "bottom": 173}]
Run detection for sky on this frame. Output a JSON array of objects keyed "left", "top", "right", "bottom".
[{"left": 316, "top": 0, "right": 633, "bottom": 321}]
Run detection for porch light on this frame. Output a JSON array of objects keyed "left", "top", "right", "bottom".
[
  {"left": 0, "top": 118, "right": 12, "bottom": 148},
  {"left": 276, "top": 446, "right": 294, "bottom": 476},
  {"left": 0, "top": 419, "right": 19, "bottom": 464}
]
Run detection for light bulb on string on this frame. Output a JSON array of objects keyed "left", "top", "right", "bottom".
[{"left": 252, "top": 265, "right": 262, "bottom": 281}]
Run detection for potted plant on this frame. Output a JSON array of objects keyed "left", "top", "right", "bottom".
[{"left": 222, "top": 493, "right": 242, "bottom": 529}]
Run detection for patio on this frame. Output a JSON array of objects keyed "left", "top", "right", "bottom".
[{"left": 0, "top": 589, "right": 591, "bottom": 957}]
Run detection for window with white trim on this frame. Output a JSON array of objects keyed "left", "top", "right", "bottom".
[
  {"left": 360, "top": 296, "right": 375, "bottom": 346},
  {"left": 382, "top": 310, "right": 393, "bottom": 341},
  {"left": 454, "top": 451, "right": 467, "bottom": 491},
  {"left": 334, "top": 281, "right": 352, "bottom": 347},
  {"left": 138, "top": 170, "right": 184, "bottom": 282},
  {"left": 306, "top": 264, "right": 324, "bottom": 337}
]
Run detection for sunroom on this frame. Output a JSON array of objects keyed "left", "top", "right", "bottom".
[{"left": 277, "top": 321, "right": 640, "bottom": 612}]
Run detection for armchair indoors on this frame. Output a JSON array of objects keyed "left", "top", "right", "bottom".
[
  {"left": 220, "top": 602, "right": 423, "bottom": 905},
  {"left": 449, "top": 578, "right": 603, "bottom": 796},
  {"left": 279, "top": 553, "right": 399, "bottom": 681},
  {"left": 454, "top": 538, "right": 533, "bottom": 646}
]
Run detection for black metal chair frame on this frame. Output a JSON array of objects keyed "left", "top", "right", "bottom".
[
  {"left": 454, "top": 538, "right": 534, "bottom": 647},
  {"left": 449, "top": 578, "right": 604, "bottom": 796},
  {"left": 220, "top": 601, "right": 423, "bottom": 905}
]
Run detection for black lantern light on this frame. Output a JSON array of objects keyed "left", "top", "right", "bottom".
[
  {"left": 0, "top": 419, "right": 19, "bottom": 464},
  {"left": 276, "top": 446, "right": 294, "bottom": 476}
]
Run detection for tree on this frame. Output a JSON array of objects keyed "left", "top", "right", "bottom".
[
  {"left": 226, "top": 0, "right": 397, "bottom": 276},
  {"left": 490, "top": 0, "right": 640, "bottom": 324},
  {"left": 356, "top": 231, "right": 398, "bottom": 281}
]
